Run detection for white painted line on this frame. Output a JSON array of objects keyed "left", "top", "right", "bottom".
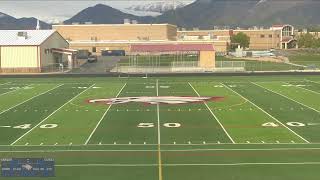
[
  {"left": 56, "top": 164, "right": 157, "bottom": 167},
  {"left": 0, "top": 85, "right": 27, "bottom": 97},
  {"left": 54, "top": 162, "right": 320, "bottom": 167},
  {"left": 0, "top": 82, "right": 11, "bottom": 86},
  {"left": 287, "top": 82, "right": 320, "bottom": 95},
  {"left": 163, "top": 162, "right": 320, "bottom": 166},
  {"left": 11, "top": 84, "right": 95, "bottom": 145},
  {"left": 84, "top": 83, "right": 126, "bottom": 145},
  {"left": 0, "top": 84, "right": 63, "bottom": 116},
  {"left": 222, "top": 83, "right": 310, "bottom": 144},
  {"left": 4, "top": 147, "right": 320, "bottom": 153},
  {"left": 0, "top": 126, "right": 11, "bottom": 128},
  {"left": 253, "top": 82, "right": 320, "bottom": 113},
  {"left": 189, "top": 82, "right": 235, "bottom": 144}
]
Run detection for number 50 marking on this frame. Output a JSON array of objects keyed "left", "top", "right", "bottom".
[{"left": 137, "top": 123, "right": 181, "bottom": 128}]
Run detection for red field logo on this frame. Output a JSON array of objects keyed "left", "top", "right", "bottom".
[{"left": 87, "top": 96, "right": 224, "bottom": 105}]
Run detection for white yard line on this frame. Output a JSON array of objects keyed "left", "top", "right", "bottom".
[
  {"left": 306, "top": 79, "right": 320, "bottom": 85},
  {"left": 156, "top": 79, "right": 161, "bottom": 145},
  {"left": 156, "top": 79, "right": 163, "bottom": 180},
  {"left": 188, "top": 82, "right": 235, "bottom": 144},
  {"left": 222, "top": 83, "right": 310, "bottom": 143},
  {"left": 11, "top": 84, "right": 96, "bottom": 145},
  {"left": 84, "top": 83, "right": 127, "bottom": 145},
  {"left": 0, "top": 84, "right": 63, "bottom": 116},
  {"left": 0, "top": 82, "right": 11, "bottom": 86},
  {"left": 286, "top": 82, "right": 320, "bottom": 96},
  {"left": 0, "top": 84, "right": 33, "bottom": 97},
  {"left": 252, "top": 82, "right": 320, "bottom": 113}
]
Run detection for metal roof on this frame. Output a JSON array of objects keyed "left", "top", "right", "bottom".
[
  {"left": 0, "top": 30, "right": 56, "bottom": 46},
  {"left": 130, "top": 44, "right": 215, "bottom": 52}
]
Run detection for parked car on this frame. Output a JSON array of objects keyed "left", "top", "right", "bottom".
[{"left": 87, "top": 55, "right": 98, "bottom": 63}]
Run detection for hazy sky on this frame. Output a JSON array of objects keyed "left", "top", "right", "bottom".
[{"left": 0, "top": 1, "right": 193, "bottom": 23}]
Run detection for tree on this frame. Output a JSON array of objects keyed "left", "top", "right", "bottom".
[
  {"left": 297, "top": 33, "right": 317, "bottom": 48},
  {"left": 230, "top": 32, "right": 250, "bottom": 50}
]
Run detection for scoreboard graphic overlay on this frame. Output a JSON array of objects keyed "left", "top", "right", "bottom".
[{"left": 1, "top": 158, "right": 55, "bottom": 177}]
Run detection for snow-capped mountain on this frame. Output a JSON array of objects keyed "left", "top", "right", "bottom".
[{"left": 126, "top": 1, "right": 190, "bottom": 13}]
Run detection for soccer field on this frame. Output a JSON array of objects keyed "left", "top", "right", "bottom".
[{"left": 1, "top": 76, "right": 320, "bottom": 179}]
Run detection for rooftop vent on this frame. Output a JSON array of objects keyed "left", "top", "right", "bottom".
[
  {"left": 17, "top": 31, "right": 28, "bottom": 40},
  {"left": 124, "top": 19, "right": 130, "bottom": 24}
]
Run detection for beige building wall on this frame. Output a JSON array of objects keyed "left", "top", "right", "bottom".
[
  {"left": 199, "top": 51, "right": 215, "bottom": 68},
  {"left": 40, "top": 32, "right": 69, "bottom": 67},
  {"left": 233, "top": 30, "right": 281, "bottom": 50},
  {"left": 0, "top": 46, "right": 40, "bottom": 73},
  {"left": 53, "top": 24, "right": 177, "bottom": 41}
]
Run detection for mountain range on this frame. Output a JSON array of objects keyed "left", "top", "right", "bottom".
[
  {"left": 1, "top": 0, "right": 320, "bottom": 30},
  {"left": 126, "top": 1, "right": 187, "bottom": 14},
  {"left": 0, "top": 12, "right": 51, "bottom": 30}
]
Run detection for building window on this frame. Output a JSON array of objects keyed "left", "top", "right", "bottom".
[
  {"left": 277, "top": 35, "right": 280, "bottom": 38},
  {"left": 269, "top": 34, "right": 272, "bottom": 38},
  {"left": 260, "top": 34, "right": 265, "bottom": 38},
  {"left": 92, "top": 47, "right": 96, "bottom": 53}
]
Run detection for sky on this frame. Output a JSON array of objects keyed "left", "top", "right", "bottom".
[{"left": 0, "top": 1, "right": 193, "bottom": 23}]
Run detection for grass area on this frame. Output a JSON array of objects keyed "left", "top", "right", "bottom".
[
  {"left": 289, "top": 54, "right": 320, "bottom": 68},
  {"left": 216, "top": 56, "right": 302, "bottom": 71},
  {"left": 1, "top": 76, "right": 320, "bottom": 179}
]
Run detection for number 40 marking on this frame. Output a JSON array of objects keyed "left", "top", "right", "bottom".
[
  {"left": 13, "top": 124, "right": 58, "bottom": 129},
  {"left": 262, "top": 122, "right": 305, "bottom": 127}
]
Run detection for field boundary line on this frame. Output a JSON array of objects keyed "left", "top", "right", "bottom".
[
  {"left": 286, "top": 82, "right": 320, "bottom": 95},
  {"left": 188, "top": 82, "right": 235, "bottom": 144},
  {"left": 0, "top": 84, "right": 63, "bottom": 116},
  {"left": 53, "top": 162, "right": 320, "bottom": 167},
  {"left": 252, "top": 82, "right": 320, "bottom": 113},
  {"left": 4, "top": 147, "right": 320, "bottom": 153},
  {"left": 0, "top": 142, "right": 315, "bottom": 147},
  {"left": 11, "top": 84, "right": 96, "bottom": 145},
  {"left": 163, "top": 162, "right": 320, "bottom": 166},
  {"left": 221, "top": 83, "right": 310, "bottom": 143},
  {"left": 84, "top": 83, "right": 127, "bottom": 145},
  {"left": 56, "top": 164, "right": 157, "bottom": 167},
  {"left": 3, "top": 147, "right": 320, "bottom": 153}
]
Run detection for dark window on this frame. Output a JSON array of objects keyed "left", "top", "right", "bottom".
[
  {"left": 92, "top": 47, "right": 96, "bottom": 53},
  {"left": 269, "top": 34, "right": 272, "bottom": 38},
  {"left": 260, "top": 34, "right": 265, "bottom": 38}
]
